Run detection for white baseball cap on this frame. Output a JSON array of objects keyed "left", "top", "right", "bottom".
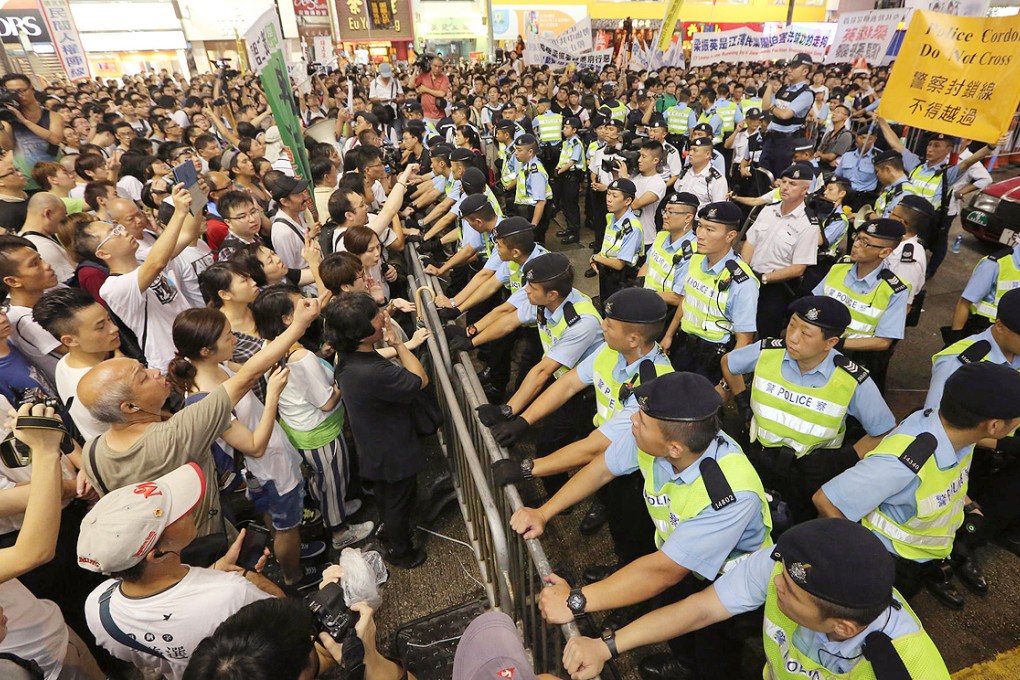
[{"left": 76, "top": 462, "right": 205, "bottom": 574}]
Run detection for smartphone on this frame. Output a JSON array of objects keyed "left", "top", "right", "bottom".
[
  {"left": 171, "top": 160, "right": 198, "bottom": 189},
  {"left": 237, "top": 522, "right": 271, "bottom": 571}
]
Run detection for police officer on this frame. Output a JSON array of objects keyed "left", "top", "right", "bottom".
[
  {"left": 759, "top": 52, "right": 816, "bottom": 178},
  {"left": 799, "top": 176, "right": 851, "bottom": 296},
  {"left": 488, "top": 287, "right": 673, "bottom": 562},
  {"left": 589, "top": 119, "right": 626, "bottom": 250},
  {"left": 664, "top": 88, "right": 697, "bottom": 152},
  {"left": 888, "top": 194, "right": 935, "bottom": 317},
  {"left": 740, "top": 84, "right": 763, "bottom": 115},
  {"left": 424, "top": 183, "right": 499, "bottom": 283},
  {"left": 563, "top": 518, "right": 951, "bottom": 680},
  {"left": 600, "top": 84, "right": 628, "bottom": 123},
  {"left": 722, "top": 296, "right": 895, "bottom": 524},
  {"left": 494, "top": 118, "right": 522, "bottom": 200},
  {"left": 473, "top": 253, "right": 604, "bottom": 494},
  {"left": 815, "top": 362, "right": 1020, "bottom": 610},
  {"left": 870, "top": 149, "right": 921, "bottom": 219},
  {"left": 509, "top": 134, "right": 552, "bottom": 244},
  {"left": 662, "top": 201, "right": 759, "bottom": 381},
  {"left": 950, "top": 236, "right": 1020, "bottom": 340},
  {"left": 814, "top": 218, "right": 909, "bottom": 392},
  {"left": 554, "top": 116, "right": 586, "bottom": 245},
  {"left": 532, "top": 97, "right": 563, "bottom": 181},
  {"left": 674, "top": 138, "right": 727, "bottom": 209},
  {"left": 704, "top": 83, "right": 742, "bottom": 168},
  {"left": 639, "top": 192, "right": 698, "bottom": 315},
  {"left": 588, "top": 177, "right": 643, "bottom": 302},
  {"left": 834, "top": 126, "right": 880, "bottom": 211},
  {"left": 646, "top": 119, "right": 683, "bottom": 192},
  {"left": 511, "top": 372, "right": 772, "bottom": 680},
  {"left": 686, "top": 123, "right": 727, "bottom": 175}
]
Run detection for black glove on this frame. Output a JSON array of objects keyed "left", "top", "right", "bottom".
[
  {"left": 404, "top": 233, "right": 423, "bottom": 245},
  {"left": 450, "top": 334, "right": 475, "bottom": 352},
  {"left": 437, "top": 306, "right": 461, "bottom": 322},
  {"left": 939, "top": 325, "right": 968, "bottom": 349},
  {"left": 492, "top": 416, "right": 531, "bottom": 447},
  {"left": 419, "top": 238, "right": 444, "bottom": 255},
  {"left": 491, "top": 458, "right": 527, "bottom": 486},
  {"left": 476, "top": 403, "right": 513, "bottom": 426},
  {"left": 444, "top": 324, "right": 468, "bottom": 341},
  {"left": 734, "top": 390, "right": 752, "bottom": 431}
]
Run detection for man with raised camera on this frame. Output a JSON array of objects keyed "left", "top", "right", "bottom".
[
  {"left": 0, "top": 74, "right": 64, "bottom": 192},
  {"left": 77, "top": 463, "right": 281, "bottom": 680}
]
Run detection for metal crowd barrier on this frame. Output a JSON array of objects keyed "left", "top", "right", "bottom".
[{"left": 403, "top": 243, "right": 610, "bottom": 677}]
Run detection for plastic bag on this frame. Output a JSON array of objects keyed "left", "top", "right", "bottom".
[{"left": 337, "top": 547, "right": 389, "bottom": 609}]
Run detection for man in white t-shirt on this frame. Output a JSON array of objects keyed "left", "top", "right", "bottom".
[
  {"left": 17, "top": 193, "right": 73, "bottom": 283},
  {"left": 33, "top": 287, "right": 122, "bottom": 440},
  {"left": 106, "top": 198, "right": 157, "bottom": 263},
  {"left": 622, "top": 141, "right": 668, "bottom": 246},
  {"left": 79, "top": 185, "right": 201, "bottom": 372},
  {"left": 368, "top": 63, "right": 404, "bottom": 121},
  {"left": 78, "top": 463, "right": 280, "bottom": 680},
  {"left": 269, "top": 176, "right": 312, "bottom": 270}
]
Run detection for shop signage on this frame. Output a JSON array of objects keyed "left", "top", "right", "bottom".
[
  {"left": 293, "top": 0, "right": 328, "bottom": 17},
  {"left": 0, "top": 1, "right": 51, "bottom": 45},
  {"left": 335, "top": 0, "right": 413, "bottom": 41}
]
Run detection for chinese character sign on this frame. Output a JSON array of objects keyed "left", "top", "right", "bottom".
[
  {"left": 878, "top": 10, "right": 1020, "bottom": 143},
  {"left": 245, "top": 9, "right": 284, "bottom": 75},
  {"left": 555, "top": 17, "right": 592, "bottom": 54},
  {"left": 37, "top": 0, "right": 89, "bottom": 81},
  {"left": 690, "top": 26, "right": 828, "bottom": 67},
  {"left": 293, "top": 0, "right": 328, "bottom": 17},
  {"left": 827, "top": 9, "right": 907, "bottom": 65}
]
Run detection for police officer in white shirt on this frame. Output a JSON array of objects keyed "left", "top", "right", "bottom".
[{"left": 674, "top": 138, "right": 727, "bottom": 209}]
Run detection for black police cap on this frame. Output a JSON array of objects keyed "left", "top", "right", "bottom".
[
  {"left": 791, "top": 138, "right": 814, "bottom": 153},
  {"left": 603, "top": 287, "right": 668, "bottom": 324},
  {"left": 927, "top": 132, "right": 958, "bottom": 145},
  {"left": 648, "top": 118, "right": 667, "bottom": 129},
  {"left": 431, "top": 143, "right": 455, "bottom": 159},
  {"left": 537, "top": 97, "right": 552, "bottom": 104},
  {"left": 788, "top": 296, "right": 851, "bottom": 332},
  {"left": 859, "top": 218, "right": 905, "bottom": 242},
  {"left": 690, "top": 137, "right": 713, "bottom": 148},
  {"left": 607, "top": 178, "right": 637, "bottom": 197},
  {"left": 590, "top": 113, "right": 608, "bottom": 128},
  {"left": 450, "top": 148, "right": 475, "bottom": 162},
  {"left": 522, "top": 252, "right": 571, "bottom": 284},
  {"left": 873, "top": 149, "right": 902, "bottom": 167},
  {"left": 745, "top": 107, "right": 763, "bottom": 119},
  {"left": 460, "top": 167, "right": 487, "bottom": 193},
  {"left": 668, "top": 191, "right": 700, "bottom": 209},
  {"left": 563, "top": 116, "right": 581, "bottom": 129},
  {"left": 780, "top": 162, "right": 816, "bottom": 180},
  {"left": 997, "top": 288, "right": 1020, "bottom": 334},
  {"left": 403, "top": 100, "right": 423, "bottom": 112},
  {"left": 789, "top": 52, "right": 814, "bottom": 67},
  {"left": 517, "top": 133, "right": 538, "bottom": 146},
  {"left": 459, "top": 192, "right": 490, "bottom": 217},
  {"left": 697, "top": 201, "right": 743, "bottom": 226},
  {"left": 944, "top": 361, "right": 1020, "bottom": 419},
  {"left": 605, "top": 119, "right": 626, "bottom": 130},
  {"left": 771, "top": 518, "right": 894, "bottom": 609},
  {"left": 493, "top": 216, "right": 533, "bottom": 239},
  {"left": 897, "top": 194, "right": 936, "bottom": 221},
  {"left": 632, "top": 373, "right": 721, "bottom": 422},
  {"left": 494, "top": 119, "right": 517, "bottom": 131},
  {"left": 692, "top": 122, "right": 714, "bottom": 135}
]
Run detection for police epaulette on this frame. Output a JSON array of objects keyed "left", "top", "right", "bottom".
[
  {"left": 637, "top": 359, "right": 658, "bottom": 385},
  {"left": 879, "top": 268, "right": 908, "bottom": 294},
  {"left": 724, "top": 260, "right": 749, "bottom": 283},
  {"left": 761, "top": 337, "right": 786, "bottom": 349},
  {"left": 989, "top": 249, "right": 1013, "bottom": 261},
  {"left": 699, "top": 457, "right": 736, "bottom": 511},
  {"left": 563, "top": 301, "right": 580, "bottom": 327},
  {"left": 896, "top": 432, "right": 937, "bottom": 474},
  {"left": 680, "top": 240, "right": 694, "bottom": 259},
  {"left": 958, "top": 339, "right": 992, "bottom": 364},
  {"left": 833, "top": 354, "right": 869, "bottom": 384},
  {"left": 838, "top": 255, "right": 853, "bottom": 264},
  {"left": 900, "top": 243, "right": 915, "bottom": 264},
  {"left": 709, "top": 167, "right": 722, "bottom": 180},
  {"left": 621, "top": 219, "right": 633, "bottom": 236}
]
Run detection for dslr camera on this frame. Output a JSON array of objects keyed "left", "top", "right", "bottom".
[
  {"left": 0, "top": 89, "right": 21, "bottom": 123},
  {"left": 0, "top": 395, "right": 74, "bottom": 469},
  {"left": 601, "top": 149, "right": 640, "bottom": 176},
  {"left": 307, "top": 582, "right": 358, "bottom": 642}
]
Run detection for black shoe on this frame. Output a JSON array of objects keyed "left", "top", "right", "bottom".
[
  {"left": 555, "top": 229, "right": 571, "bottom": 237},
  {"left": 579, "top": 500, "right": 607, "bottom": 535},
  {"left": 956, "top": 555, "right": 989, "bottom": 595},
  {"left": 583, "top": 564, "right": 619, "bottom": 585},
  {"left": 925, "top": 578, "right": 965, "bottom": 609},
  {"left": 386, "top": 546, "right": 428, "bottom": 569},
  {"left": 560, "top": 234, "right": 580, "bottom": 245},
  {"left": 583, "top": 269, "right": 598, "bottom": 278},
  {"left": 600, "top": 607, "right": 633, "bottom": 632},
  {"left": 637, "top": 652, "right": 694, "bottom": 680}
]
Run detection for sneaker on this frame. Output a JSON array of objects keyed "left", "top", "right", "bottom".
[
  {"left": 292, "top": 563, "right": 327, "bottom": 591},
  {"left": 332, "top": 521, "right": 375, "bottom": 551},
  {"left": 302, "top": 507, "right": 322, "bottom": 526},
  {"left": 300, "top": 540, "right": 327, "bottom": 560},
  {"left": 343, "top": 498, "right": 363, "bottom": 516}
]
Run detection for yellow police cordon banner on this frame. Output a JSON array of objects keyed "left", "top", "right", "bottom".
[
  {"left": 655, "top": 0, "right": 685, "bottom": 51},
  {"left": 878, "top": 10, "right": 1020, "bottom": 144}
]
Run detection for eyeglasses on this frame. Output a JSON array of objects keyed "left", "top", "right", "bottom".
[
  {"left": 662, "top": 209, "right": 695, "bottom": 217},
  {"left": 171, "top": 148, "right": 196, "bottom": 160},
  {"left": 227, "top": 208, "right": 262, "bottom": 221},
  {"left": 95, "top": 223, "right": 128, "bottom": 252},
  {"left": 854, "top": 238, "right": 889, "bottom": 249},
  {"left": 210, "top": 184, "right": 231, "bottom": 193}
]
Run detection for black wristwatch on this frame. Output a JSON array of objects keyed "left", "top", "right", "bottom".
[
  {"left": 601, "top": 629, "right": 619, "bottom": 658},
  {"left": 520, "top": 457, "right": 535, "bottom": 480},
  {"left": 566, "top": 587, "right": 587, "bottom": 618}
]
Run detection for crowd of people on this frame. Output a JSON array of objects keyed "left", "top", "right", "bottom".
[{"left": 0, "top": 42, "right": 1015, "bottom": 680}]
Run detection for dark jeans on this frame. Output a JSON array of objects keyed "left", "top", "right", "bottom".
[
  {"left": 374, "top": 475, "right": 418, "bottom": 557},
  {"left": 926, "top": 212, "right": 954, "bottom": 280},
  {"left": 556, "top": 171, "right": 582, "bottom": 235},
  {"left": 891, "top": 554, "right": 953, "bottom": 599},
  {"left": 512, "top": 203, "right": 549, "bottom": 245},
  {"left": 755, "top": 280, "right": 798, "bottom": 339},
  {"left": 759, "top": 132, "right": 797, "bottom": 179},
  {"left": 535, "top": 389, "right": 596, "bottom": 495}
]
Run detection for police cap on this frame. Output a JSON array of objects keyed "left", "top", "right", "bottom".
[
  {"left": 872, "top": 149, "right": 902, "bottom": 167},
  {"left": 403, "top": 100, "right": 423, "bottom": 112},
  {"left": 897, "top": 194, "right": 936, "bottom": 221},
  {"left": 522, "top": 252, "right": 571, "bottom": 284},
  {"left": 692, "top": 122, "right": 714, "bottom": 135},
  {"left": 632, "top": 373, "right": 722, "bottom": 422},
  {"left": 493, "top": 217, "right": 533, "bottom": 239},
  {"left": 460, "top": 171, "right": 488, "bottom": 197},
  {"left": 788, "top": 296, "right": 851, "bottom": 333},
  {"left": 996, "top": 288, "right": 1020, "bottom": 334},
  {"left": 789, "top": 52, "right": 814, "bottom": 67},
  {"left": 859, "top": 218, "right": 905, "bottom": 242},
  {"left": 771, "top": 518, "right": 895, "bottom": 609},
  {"left": 689, "top": 137, "right": 713, "bottom": 148},
  {"left": 590, "top": 113, "right": 608, "bottom": 128},
  {"left": 451, "top": 148, "right": 475, "bottom": 163},
  {"left": 791, "top": 138, "right": 815, "bottom": 153},
  {"left": 668, "top": 191, "right": 700, "bottom": 209},
  {"left": 603, "top": 287, "right": 668, "bottom": 324},
  {"left": 494, "top": 119, "right": 517, "bottom": 131},
  {"left": 927, "top": 132, "right": 958, "bottom": 145},
  {"left": 944, "top": 361, "right": 1020, "bottom": 419},
  {"left": 605, "top": 119, "right": 626, "bottom": 131},
  {"left": 431, "top": 144, "right": 455, "bottom": 160},
  {"left": 745, "top": 107, "right": 763, "bottom": 119},
  {"left": 517, "top": 133, "right": 538, "bottom": 146},
  {"left": 538, "top": 97, "right": 552, "bottom": 104},
  {"left": 780, "top": 162, "right": 816, "bottom": 180},
  {"left": 563, "top": 116, "right": 581, "bottom": 129},
  {"left": 437, "top": 117, "right": 456, "bottom": 132},
  {"left": 635, "top": 89, "right": 649, "bottom": 100},
  {"left": 697, "top": 201, "right": 743, "bottom": 226},
  {"left": 648, "top": 118, "right": 667, "bottom": 129},
  {"left": 607, "top": 177, "right": 637, "bottom": 197}
]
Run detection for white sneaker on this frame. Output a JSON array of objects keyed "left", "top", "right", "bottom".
[
  {"left": 344, "top": 498, "right": 363, "bottom": 516},
  {"left": 332, "top": 521, "right": 375, "bottom": 551}
]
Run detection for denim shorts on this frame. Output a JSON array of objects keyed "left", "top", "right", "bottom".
[{"left": 248, "top": 479, "right": 304, "bottom": 531}]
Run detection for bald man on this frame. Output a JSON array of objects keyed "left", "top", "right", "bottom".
[
  {"left": 18, "top": 191, "right": 73, "bottom": 281},
  {"left": 78, "top": 298, "right": 319, "bottom": 564},
  {"left": 203, "top": 170, "right": 233, "bottom": 251},
  {"left": 106, "top": 197, "right": 158, "bottom": 262}
]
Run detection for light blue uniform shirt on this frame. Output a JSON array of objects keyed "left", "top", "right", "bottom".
[
  {"left": 812, "top": 261, "right": 908, "bottom": 340},
  {"left": 766, "top": 82, "right": 813, "bottom": 134},
  {"left": 683, "top": 249, "right": 760, "bottom": 339},
  {"left": 517, "top": 288, "right": 604, "bottom": 370},
  {"left": 431, "top": 172, "right": 451, "bottom": 193},
  {"left": 484, "top": 243, "right": 550, "bottom": 288},
  {"left": 575, "top": 343, "right": 671, "bottom": 390},
  {"left": 725, "top": 345, "right": 895, "bottom": 436},
  {"left": 902, "top": 148, "right": 960, "bottom": 211},
  {"left": 877, "top": 176, "right": 914, "bottom": 217},
  {"left": 821, "top": 210, "right": 850, "bottom": 255},
  {"left": 834, "top": 148, "right": 878, "bottom": 193},
  {"left": 561, "top": 136, "right": 584, "bottom": 166},
  {"left": 604, "top": 431, "right": 768, "bottom": 578},
  {"left": 519, "top": 159, "right": 549, "bottom": 205},
  {"left": 821, "top": 408, "right": 972, "bottom": 560},
  {"left": 642, "top": 230, "right": 696, "bottom": 296},
  {"left": 716, "top": 547, "right": 920, "bottom": 674},
  {"left": 925, "top": 328, "right": 1020, "bottom": 410},
  {"left": 960, "top": 244, "right": 1020, "bottom": 306},
  {"left": 603, "top": 209, "right": 643, "bottom": 266}
]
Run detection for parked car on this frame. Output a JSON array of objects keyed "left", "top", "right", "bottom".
[{"left": 961, "top": 176, "right": 1020, "bottom": 245}]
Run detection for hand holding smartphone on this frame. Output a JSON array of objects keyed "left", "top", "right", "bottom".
[{"left": 237, "top": 522, "right": 272, "bottom": 571}]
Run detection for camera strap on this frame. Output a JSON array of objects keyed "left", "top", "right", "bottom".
[
  {"left": 98, "top": 583, "right": 167, "bottom": 660},
  {"left": 84, "top": 438, "right": 109, "bottom": 496}
]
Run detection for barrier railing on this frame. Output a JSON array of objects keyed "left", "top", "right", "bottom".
[{"left": 403, "top": 243, "right": 610, "bottom": 676}]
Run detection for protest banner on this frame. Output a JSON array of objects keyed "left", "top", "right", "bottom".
[
  {"left": 38, "top": 0, "right": 89, "bottom": 81},
  {"left": 555, "top": 17, "right": 592, "bottom": 53},
  {"left": 878, "top": 10, "right": 1020, "bottom": 144},
  {"left": 528, "top": 36, "right": 612, "bottom": 69},
  {"left": 245, "top": 9, "right": 283, "bottom": 75},
  {"left": 690, "top": 25, "right": 828, "bottom": 67},
  {"left": 655, "top": 0, "right": 685, "bottom": 51},
  {"left": 827, "top": 9, "right": 907, "bottom": 64}
]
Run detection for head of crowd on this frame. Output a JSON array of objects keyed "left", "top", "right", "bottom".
[{"left": 0, "top": 42, "right": 1013, "bottom": 680}]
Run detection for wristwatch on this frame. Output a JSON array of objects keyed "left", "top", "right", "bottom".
[
  {"left": 762, "top": 272, "right": 769, "bottom": 285},
  {"left": 601, "top": 629, "right": 620, "bottom": 659},
  {"left": 566, "top": 587, "right": 587, "bottom": 618},
  {"left": 520, "top": 457, "right": 535, "bottom": 480},
  {"left": 466, "top": 325, "right": 479, "bottom": 337}
]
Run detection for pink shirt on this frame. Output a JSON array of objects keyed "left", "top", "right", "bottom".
[{"left": 415, "top": 71, "right": 450, "bottom": 119}]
